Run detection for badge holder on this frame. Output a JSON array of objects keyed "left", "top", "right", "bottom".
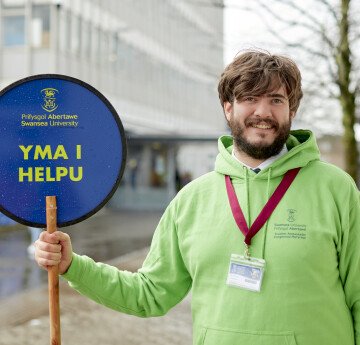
[{"left": 226, "top": 244, "right": 266, "bottom": 292}]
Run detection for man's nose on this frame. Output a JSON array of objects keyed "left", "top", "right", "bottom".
[{"left": 254, "top": 98, "right": 272, "bottom": 117}]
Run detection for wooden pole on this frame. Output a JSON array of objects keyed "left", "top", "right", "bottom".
[{"left": 46, "top": 196, "right": 61, "bottom": 345}]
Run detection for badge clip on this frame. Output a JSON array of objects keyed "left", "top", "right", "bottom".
[{"left": 244, "top": 242, "right": 250, "bottom": 259}]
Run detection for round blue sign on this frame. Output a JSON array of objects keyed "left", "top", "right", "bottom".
[{"left": 0, "top": 74, "right": 127, "bottom": 228}]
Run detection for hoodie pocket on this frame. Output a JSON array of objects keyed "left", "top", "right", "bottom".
[{"left": 201, "top": 327, "right": 297, "bottom": 345}]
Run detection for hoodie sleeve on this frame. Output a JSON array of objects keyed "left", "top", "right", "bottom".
[
  {"left": 338, "top": 188, "right": 360, "bottom": 344},
  {"left": 61, "top": 201, "right": 192, "bottom": 317}
]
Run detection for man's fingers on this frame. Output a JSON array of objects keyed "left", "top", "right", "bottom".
[
  {"left": 35, "top": 240, "right": 61, "bottom": 254},
  {"left": 37, "top": 249, "right": 61, "bottom": 262},
  {"left": 38, "top": 230, "right": 69, "bottom": 244},
  {"left": 36, "top": 257, "right": 60, "bottom": 269},
  {"left": 39, "top": 230, "right": 58, "bottom": 243},
  {"left": 34, "top": 236, "right": 62, "bottom": 268},
  {"left": 35, "top": 246, "right": 62, "bottom": 267}
]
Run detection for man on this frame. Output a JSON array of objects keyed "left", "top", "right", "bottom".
[{"left": 35, "top": 51, "right": 360, "bottom": 345}]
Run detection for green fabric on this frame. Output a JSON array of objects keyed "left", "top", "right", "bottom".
[{"left": 62, "top": 129, "right": 360, "bottom": 345}]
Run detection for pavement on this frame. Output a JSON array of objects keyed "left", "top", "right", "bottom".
[{"left": 0, "top": 210, "right": 193, "bottom": 345}]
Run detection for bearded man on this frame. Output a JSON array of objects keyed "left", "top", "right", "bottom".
[{"left": 35, "top": 51, "right": 360, "bottom": 345}]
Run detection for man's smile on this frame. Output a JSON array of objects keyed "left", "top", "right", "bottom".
[
  {"left": 246, "top": 118, "right": 279, "bottom": 131},
  {"left": 250, "top": 123, "right": 274, "bottom": 129}
]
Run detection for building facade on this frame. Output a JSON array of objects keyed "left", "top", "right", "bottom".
[{"left": 0, "top": 0, "right": 225, "bottom": 209}]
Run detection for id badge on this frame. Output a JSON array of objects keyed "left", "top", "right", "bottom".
[{"left": 226, "top": 254, "right": 266, "bottom": 292}]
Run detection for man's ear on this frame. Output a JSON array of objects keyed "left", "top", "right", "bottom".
[
  {"left": 224, "top": 101, "right": 232, "bottom": 122},
  {"left": 290, "top": 110, "right": 295, "bottom": 121}
]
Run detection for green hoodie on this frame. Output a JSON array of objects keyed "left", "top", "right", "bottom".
[{"left": 63, "top": 130, "right": 360, "bottom": 345}]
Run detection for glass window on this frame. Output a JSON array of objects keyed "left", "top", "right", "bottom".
[
  {"left": 71, "top": 15, "right": 81, "bottom": 54},
  {"left": 65, "top": 13, "right": 71, "bottom": 51},
  {"left": 3, "top": 15, "right": 25, "bottom": 46},
  {"left": 92, "top": 27, "right": 100, "bottom": 62},
  {"left": 100, "top": 31, "right": 109, "bottom": 65},
  {"left": 31, "top": 5, "right": 50, "bottom": 48},
  {"left": 81, "top": 21, "right": 91, "bottom": 56},
  {"left": 59, "top": 11, "right": 70, "bottom": 51},
  {"left": 109, "top": 33, "right": 117, "bottom": 61}
]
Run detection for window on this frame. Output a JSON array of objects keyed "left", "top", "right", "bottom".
[
  {"left": 81, "top": 21, "right": 91, "bottom": 56},
  {"left": 3, "top": 15, "right": 25, "bottom": 46},
  {"left": 92, "top": 27, "right": 100, "bottom": 62},
  {"left": 100, "top": 31, "right": 109, "bottom": 65},
  {"left": 31, "top": 5, "right": 50, "bottom": 48},
  {"left": 71, "top": 15, "right": 81, "bottom": 54},
  {"left": 109, "top": 33, "right": 118, "bottom": 65},
  {"left": 59, "top": 11, "right": 72, "bottom": 52}
]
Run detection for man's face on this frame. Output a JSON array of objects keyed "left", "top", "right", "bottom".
[{"left": 224, "top": 84, "right": 295, "bottom": 160}]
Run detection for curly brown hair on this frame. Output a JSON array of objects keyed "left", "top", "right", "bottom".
[{"left": 218, "top": 50, "right": 303, "bottom": 113}]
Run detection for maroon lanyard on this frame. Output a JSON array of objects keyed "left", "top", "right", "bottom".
[{"left": 225, "top": 168, "right": 300, "bottom": 246}]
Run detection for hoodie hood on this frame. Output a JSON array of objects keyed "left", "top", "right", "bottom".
[{"left": 215, "top": 129, "right": 321, "bottom": 179}]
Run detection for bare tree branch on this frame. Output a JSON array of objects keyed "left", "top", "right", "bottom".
[
  {"left": 251, "top": 4, "right": 333, "bottom": 61},
  {"left": 267, "top": 0, "right": 336, "bottom": 50},
  {"left": 254, "top": 13, "right": 338, "bottom": 93},
  {"left": 315, "top": 0, "right": 340, "bottom": 23},
  {"left": 286, "top": 43, "right": 330, "bottom": 60},
  {"left": 256, "top": 0, "right": 318, "bottom": 31},
  {"left": 274, "top": 0, "right": 322, "bottom": 24}
]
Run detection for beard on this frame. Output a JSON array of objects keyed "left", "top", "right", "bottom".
[{"left": 229, "top": 116, "right": 292, "bottom": 160}]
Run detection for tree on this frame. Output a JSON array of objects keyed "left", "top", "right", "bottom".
[
  {"left": 337, "top": 0, "right": 358, "bottom": 184},
  {"left": 237, "top": 0, "right": 359, "bottom": 184}
]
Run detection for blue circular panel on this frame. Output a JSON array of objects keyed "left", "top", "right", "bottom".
[{"left": 0, "top": 75, "right": 127, "bottom": 228}]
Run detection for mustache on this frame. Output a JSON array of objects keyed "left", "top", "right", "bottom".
[{"left": 245, "top": 118, "right": 279, "bottom": 130}]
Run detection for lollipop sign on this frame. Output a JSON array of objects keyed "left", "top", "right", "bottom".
[{"left": 0, "top": 74, "right": 127, "bottom": 228}]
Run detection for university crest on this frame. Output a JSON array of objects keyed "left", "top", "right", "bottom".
[{"left": 41, "top": 88, "right": 59, "bottom": 112}]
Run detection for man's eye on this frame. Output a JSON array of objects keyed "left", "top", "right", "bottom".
[
  {"left": 245, "top": 97, "right": 255, "bottom": 102},
  {"left": 272, "top": 99, "right": 282, "bottom": 103}
]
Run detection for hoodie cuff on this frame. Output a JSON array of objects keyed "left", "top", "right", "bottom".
[{"left": 60, "top": 253, "right": 86, "bottom": 283}]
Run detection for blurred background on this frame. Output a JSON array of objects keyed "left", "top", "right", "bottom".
[
  {"left": 0, "top": 0, "right": 225, "bottom": 316},
  {"left": 0, "top": 0, "right": 359, "bottom": 342}
]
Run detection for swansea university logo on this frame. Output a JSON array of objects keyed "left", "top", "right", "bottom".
[
  {"left": 287, "top": 209, "right": 296, "bottom": 222},
  {"left": 41, "top": 88, "right": 59, "bottom": 112}
]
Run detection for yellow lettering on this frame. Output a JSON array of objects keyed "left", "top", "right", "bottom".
[
  {"left": 56, "top": 167, "right": 68, "bottom": 181},
  {"left": 77, "top": 145, "right": 81, "bottom": 159},
  {"left": 70, "top": 167, "right": 83, "bottom": 181},
  {"left": 35, "top": 167, "right": 44, "bottom": 181},
  {"left": 46, "top": 167, "right": 55, "bottom": 182},
  {"left": 19, "top": 145, "right": 33, "bottom": 160},
  {"left": 34, "top": 145, "right": 52, "bottom": 160},
  {"left": 19, "top": 167, "right": 33, "bottom": 182},
  {"left": 19, "top": 166, "right": 82, "bottom": 182},
  {"left": 53, "top": 145, "right": 68, "bottom": 160}
]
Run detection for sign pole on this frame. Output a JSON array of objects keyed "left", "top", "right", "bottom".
[{"left": 46, "top": 196, "right": 61, "bottom": 345}]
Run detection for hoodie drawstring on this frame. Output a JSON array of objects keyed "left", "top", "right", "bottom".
[
  {"left": 261, "top": 167, "right": 272, "bottom": 259},
  {"left": 244, "top": 167, "right": 250, "bottom": 226}
]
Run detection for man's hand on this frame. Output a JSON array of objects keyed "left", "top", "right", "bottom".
[{"left": 34, "top": 231, "right": 73, "bottom": 275}]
